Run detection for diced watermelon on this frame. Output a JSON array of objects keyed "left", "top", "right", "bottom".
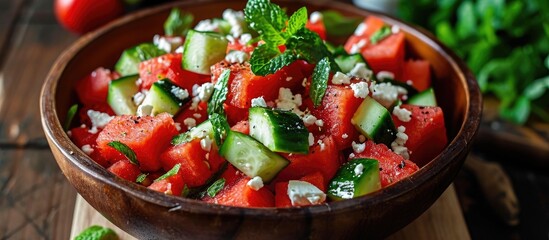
[
  {"left": 362, "top": 32, "right": 406, "bottom": 79},
  {"left": 211, "top": 60, "right": 306, "bottom": 109},
  {"left": 107, "top": 160, "right": 142, "bottom": 182},
  {"left": 75, "top": 67, "right": 120, "bottom": 105},
  {"left": 78, "top": 103, "right": 115, "bottom": 127},
  {"left": 174, "top": 101, "right": 208, "bottom": 133},
  {"left": 354, "top": 141, "right": 419, "bottom": 187},
  {"left": 97, "top": 113, "right": 178, "bottom": 172},
  {"left": 69, "top": 127, "right": 109, "bottom": 167},
  {"left": 306, "top": 20, "right": 326, "bottom": 40},
  {"left": 160, "top": 138, "right": 223, "bottom": 187},
  {"left": 275, "top": 136, "right": 342, "bottom": 184},
  {"left": 203, "top": 176, "right": 275, "bottom": 208},
  {"left": 344, "top": 16, "right": 386, "bottom": 51},
  {"left": 392, "top": 105, "right": 447, "bottom": 166},
  {"left": 138, "top": 53, "right": 210, "bottom": 91},
  {"left": 274, "top": 172, "right": 326, "bottom": 208},
  {"left": 307, "top": 85, "right": 363, "bottom": 150},
  {"left": 219, "top": 164, "right": 242, "bottom": 187},
  {"left": 401, "top": 60, "right": 431, "bottom": 92},
  {"left": 231, "top": 120, "right": 250, "bottom": 135},
  {"left": 148, "top": 173, "right": 186, "bottom": 196},
  {"left": 224, "top": 103, "right": 248, "bottom": 125}
]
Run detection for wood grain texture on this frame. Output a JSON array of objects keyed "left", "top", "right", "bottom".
[{"left": 70, "top": 185, "right": 469, "bottom": 239}]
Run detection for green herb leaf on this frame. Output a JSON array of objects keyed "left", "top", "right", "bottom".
[
  {"left": 321, "top": 10, "right": 362, "bottom": 37},
  {"left": 164, "top": 8, "right": 194, "bottom": 36},
  {"left": 244, "top": 0, "right": 288, "bottom": 33},
  {"left": 210, "top": 113, "right": 230, "bottom": 147},
  {"left": 155, "top": 163, "right": 181, "bottom": 182},
  {"left": 310, "top": 57, "right": 331, "bottom": 107},
  {"left": 207, "top": 178, "right": 226, "bottom": 197},
  {"left": 286, "top": 28, "right": 341, "bottom": 72},
  {"left": 171, "top": 132, "right": 191, "bottom": 145},
  {"left": 287, "top": 7, "right": 308, "bottom": 37},
  {"left": 75, "top": 225, "right": 119, "bottom": 240},
  {"left": 208, "top": 69, "right": 230, "bottom": 117},
  {"left": 107, "top": 141, "right": 139, "bottom": 166},
  {"left": 181, "top": 184, "right": 190, "bottom": 197},
  {"left": 64, "top": 104, "right": 78, "bottom": 131},
  {"left": 250, "top": 44, "right": 296, "bottom": 76},
  {"left": 136, "top": 173, "right": 148, "bottom": 183},
  {"left": 370, "top": 25, "right": 391, "bottom": 44},
  {"left": 135, "top": 43, "right": 167, "bottom": 61}
]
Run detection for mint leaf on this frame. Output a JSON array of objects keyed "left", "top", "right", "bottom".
[
  {"left": 321, "top": 10, "right": 362, "bottom": 37},
  {"left": 75, "top": 225, "right": 118, "bottom": 240},
  {"left": 136, "top": 173, "right": 148, "bottom": 183},
  {"left": 164, "top": 8, "right": 194, "bottom": 36},
  {"left": 286, "top": 28, "right": 340, "bottom": 72},
  {"left": 250, "top": 44, "right": 296, "bottom": 75},
  {"left": 370, "top": 25, "right": 391, "bottom": 44},
  {"left": 210, "top": 113, "right": 230, "bottom": 147},
  {"left": 155, "top": 163, "right": 181, "bottom": 182},
  {"left": 287, "top": 7, "right": 307, "bottom": 37},
  {"left": 171, "top": 132, "right": 191, "bottom": 145},
  {"left": 135, "top": 43, "right": 167, "bottom": 61},
  {"left": 208, "top": 69, "right": 230, "bottom": 117},
  {"left": 244, "top": 0, "right": 288, "bottom": 33},
  {"left": 310, "top": 57, "right": 331, "bottom": 107},
  {"left": 64, "top": 104, "right": 78, "bottom": 131},
  {"left": 207, "top": 178, "right": 226, "bottom": 197},
  {"left": 107, "top": 141, "right": 138, "bottom": 166}
]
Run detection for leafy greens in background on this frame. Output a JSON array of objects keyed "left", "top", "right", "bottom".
[{"left": 398, "top": 0, "right": 549, "bottom": 124}]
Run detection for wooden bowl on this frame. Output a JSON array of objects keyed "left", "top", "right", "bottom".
[{"left": 40, "top": 0, "right": 482, "bottom": 239}]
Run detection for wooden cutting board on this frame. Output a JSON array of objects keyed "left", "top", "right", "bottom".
[{"left": 70, "top": 184, "right": 469, "bottom": 239}]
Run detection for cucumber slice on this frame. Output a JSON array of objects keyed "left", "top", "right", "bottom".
[
  {"left": 219, "top": 131, "right": 289, "bottom": 182},
  {"left": 352, "top": 96, "right": 397, "bottom": 146},
  {"left": 249, "top": 107, "right": 309, "bottom": 154},
  {"left": 115, "top": 43, "right": 166, "bottom": 76},
  {"left": 407, "top": 87, "right": 437, "bottom": 106},
  {"left": 140, "top": 80, "right": 189, "bottom": 115},
  {"left": 189, "top": 120, "right": 214, "bottom": 139},
  {"left": 328, "top": 158, "right": 381, "bottom": 200},
  {"left": 107, "top": 75, "right": 140, "bottom": 115},
  {"left": 335, "top": 53, "right": 371, "bottom": 74},
  {"left": 182, "top": 30, "right": 228, "bottom": 75}
]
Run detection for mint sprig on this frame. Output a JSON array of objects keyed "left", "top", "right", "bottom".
[
  {"left": 244, "top": 0, "right": 288, "bottom": 36},
  {"left": 250, "top": 44, "right": 296, "bottom": 76},
  {"left": 210, "top": 113, "right": 230, "bottom": 147},
  {"left": 206, "top": 178, "right": 226, "bottom": 197},
  {"left": 310, "top": 57, "right": 331, "bottom": 106},
  {"left": 75, "top": 225, "right": 118, "bottom": 240},
  {"left": 107, "top": 141, "right": 139, "bottom": 166},
  {"left": 136, "top": 173, "right": 148, "bottom": 183},
  {"left": 370, "top": 25, "right": 392, "bottom": 44},
  {"left": 286, "top": 7, "right": 308, "bottom": 37},
  {"left": 155, "top": 163, "right": 181, "bottom": 182},
  {"left": 208, "top": 69, "right": 231, "bottom": 146},
  {"left": 64, "top": 104, "right": 78, "bottom": 131},
  {"left": 171, "top": 132, "right": 191, "bottom": 146}
]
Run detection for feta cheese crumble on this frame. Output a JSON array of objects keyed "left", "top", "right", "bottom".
[
  {"left": 354, "top": 22, "right": 367, "bottom": 36},
  {"left": 132, "top": 91, "right": 146, "bottom": 106},
  {"left": 225, "top": 50, "right": 249, "bottom": 64},
  {"left": 349, "top": 39, "right": 367, "bottom": 54},
  {"left": 194, "top": 19, "right": 219, "bottom": 32},
  {"left": 352, "top": 141, "right": 366, "bottom": 153},
  {"left": 342, "top": 133, "right": 349, "bottom": 139},
  {"left": 347, "top": 62, "right": 373, "bottom": 80},
  {"left": 354, "top": 163, "right": 364, "bottom": 176},
  {"left": 183, "top": 118, "right": 197, "bottom": 129},
  {"left": 251, "top": 96, "right": 267, "bottom": 107},
  {"left": 137, "top": 105, "right": 153, "bottom": 117},
  {"left": 350, "top": 82, "right": 370, "bottom": 98},
  {"left": 247, "top": 176, "right": 264, "bottom": 191},
  {"left": 276, "top": 87, "right": 303, "bottom": 115},
  {"left": 370, "top": 82, "right": 407, "bottom": 108},
  {"left": 392, "top": 105, "right": 412, "bottom": 122},
  {"left": 87, "top": 110, "right": 114, "bottom": 129},
  {"left": 376, "top": 71, "right": 395, "bottom": 80},
  {"left": 195, "top": 82, "right": 214, "bottom": 102},
  {"left": 239, "top": 33, "right": 252, "bottom": 45},
  {"left": 153, "top": 34, "right": 183, "bottom": 53},
  {"left": 200, "top": 136, "right": 212, "bottom": 152},
  {"left": 308, "top": 133, "right": 314, "bottom": 146},
  {"left": 171, "top": 86, "right": 189, "bottom": 100},
  {"left": 310, "top": 11, "right": 323, "bottom": 24},
  {"left": 302, "top": 114, "right": 317, "bottom": 126},
  {"left": 287, "top": 180, "right": 326, "bottom": 206},
  {"left": 391, "top": 126, "right": 410, "bottom": 159},
  {"left": 317, "top": 139, "right": 326, "bottom": 151},
  {"left": 193, "top": 113, "right": 202, "bottom": 119},
  {"left": 222, "top": 9, "right": 246, "bottom": 37},
  {"left": 315, "top": 119, "right": 324, "bottom": 127},
  {"left": 331, "top": 72, "right": 351, "bottom": 85},
  {"left": 81, "top": 144, "right": 94, "bottom": 155}
]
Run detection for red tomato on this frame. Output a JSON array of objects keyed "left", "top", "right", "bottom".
[{"left": 54, "top": 0, "right": 124, "bottom": 34}]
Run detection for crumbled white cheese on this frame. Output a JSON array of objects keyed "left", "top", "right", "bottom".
[
  {"left": 347, "top": 62, "right": 373, "bottom": 80},
  {"left": 352, "top": 141, "right": 366, "bottom": 153},
  {"left": 359, "top": 135, "right": 366, "bottom": 143},
  {"left": 88, "top": 127, "right": 98, "bottom": 134},
  {"left": 354, "top": 163, "right": 364, "bottom": 176},
  {"left": 87, "top": 110, "right": 114, "bottom": 129},
  {"left": 376, "top": 71, "right": 395, "bottom": 80},
  {"left": 354, "top": 22, "right": 367, "bottom": 36},
  {"left": 66, "top": 130, "right": 72, "bottom": 137},
  {"left": 183, "top": 118, "right": 196, "bottom": 129},
  {"left": 350, "top": 39, "right": 367, "bottom": 54},
  {"left": 247, "top": 176, "right": 264, "bottom": 191},
  {"left": 342, "top": 133, "right": 349, "bottom": 139},
  {"left": 171, "top": 86, "right": 189, "bottom": 100},
  {"left": 286, "top": 77, "right": 293, "bottom": 81},
  {"left": 349, "top": 153, "right": 356, "bottom": 158},
  {"left": 332, "top": 72, "right": 351, "bottom": 85},
  {"left": 223, "top": 9, "right": 246, "bottom": 37},
  {"left": 406, "top": 80, "right": 413, "bottom": 86},
  {"left": 239, "top": 33, "right": 252, "bottom": 45},
  {"left": 137, "top": 105, "right": 153, "bottom": 117},
  {"left": 350, "top": 82, "right": 370, "bottom": 98},
  {"left": 174, "top": 122, "right": 182, "bottom": 131},
  {"left": 200, "top": 136, "right": 212, "bottom": 152},
  {"left": 308, "top": 133, "right": 314, "bottom": 146},
  {"left": 251, "top": 96, "right": 267, "bottom": 107},
  {"left": 391, "top": 25, "right": 400, "bottom": 34},
  {"left": 193, "top": 113, "right": 202, "bottom": 119},
  {"left": 310, "top": 11, "right": 323, "bottom": 24},
  {"left": 302, "top": 114, "right": 317, "bottom": 126},
  {"left": 153, "top": 34, "right": 183, "bottom": 53},
  {"left": 276, "top": 88, "right": 303, "bottom": 115},
  {"left": 174, "top": 46, "right": 184, "bottom": 54},
  {"left": 315, "top": 119, "right": 324, "bottom": 127},
  {"left": 196, "top": 82, "right": 214, "bottom": 102},
  {"left": 132, "top": 91, "right": 146, "bottom": 106},
  {"left": 287, "top": 180, "right": 326, "bottom": 206},
  {"left": 391, "top": 126, "right": 410, "bottom": 159},
  {"left": 370, "top": 82, "right": 407, "bottom": 108},
  {"left": 194, "top": 19, "right": 219, "bottom": 32},
  {"left": 393, "top": 105, "right": 412, "bottom": 122},
  {"left": 225, "top": 50, "right": 249, "bottom": 64},
  {"left": 135, "top": 78, "right": 143, "bottom": 87},
  {"left": 81, "top": 144, "right": 94, "bottom": 155},
  {"left": 317, "top": 139, "right": 325, "bottom": 151}
]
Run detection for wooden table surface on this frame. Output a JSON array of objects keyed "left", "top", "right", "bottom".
[{"left": 1, "top": 0, "right": 548, "bottom": 239}]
